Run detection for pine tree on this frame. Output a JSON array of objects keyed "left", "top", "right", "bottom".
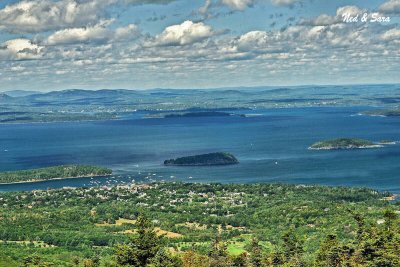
[
  {"left": 249, "top": 238, "right": 262, "bottom": 267},
  {"left": 114, "top": 214, "right": 163, "bottom": 266}
]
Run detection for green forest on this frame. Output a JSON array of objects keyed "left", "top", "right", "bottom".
[
  {"left": 0, "top": 165, "right": 112, "bottom": 184},
  {"left": 0, "top": 182, "right": 399, "bottom": 266}
]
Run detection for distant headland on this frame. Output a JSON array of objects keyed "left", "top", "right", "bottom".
[{"left": 164, "top": 152, "right": 239, "bottom": 166}]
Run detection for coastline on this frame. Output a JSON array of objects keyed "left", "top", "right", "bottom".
[
  {"left": 0, "top": 117, "right": 120, "bottom": 126},
  {"left": 0, "top": 173, "right": 112, "bottom": 185}
]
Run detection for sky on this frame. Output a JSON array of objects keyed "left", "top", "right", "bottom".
[{"left": 0, "top": 0, "right": 399, "bottom": 91}]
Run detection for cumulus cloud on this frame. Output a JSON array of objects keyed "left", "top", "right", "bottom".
[
  {"left": 47, "top": 22, "right": 110, "bottom": 45},
  {"left": 237, "top": 31, "right": 270, "bottom": 52},
  {"left": 125, "top": 0, "right": 177, "bottom": 4},
  {"left": 218, "top": 0, "right": 295, "bottom": 11},
  {"left": 114, "top": 24, "right": 141, "bottom": 41},
  {"left": 47, "top": 21, "right": 140, "bottom": 45},
  {"left": 1, "top": 1, "right": 399, "bottom": 89},
  {"left": 0, "top": 0, "right": 117, "bottom": 33},
  {"left": 153, "top": 20, "right": 214, "bottom": 46},
  {"left": 379, "top": 0, "right": 400, "bottom": 14},
  {"left": 221, "top": 0, "right": 253, "bottom": 10},
  {"left": 271, "top": 0, "right": 296, "bottom": 6},
  {"left": 0, "top": 39, "right": 43, "bottom": 60},
  {"left": 381, "top": 28, "right": 400, "bottom": 41},
  {"left": 199, "top": 0, "right": 212, "bottom": 14},
  {"left": 336, "top": 5, "right": 365, "bottom": 17},
  {"left": 301, "top": 5, "right": 366, "bottom": 26}
]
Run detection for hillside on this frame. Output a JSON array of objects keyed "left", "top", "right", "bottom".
[{"left": 0, "top": 182, "right": 398, "bottom": 266}]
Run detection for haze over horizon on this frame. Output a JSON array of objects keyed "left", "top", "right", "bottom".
[{"left": 0, "top": 0, "right": 399, "bottom": 91}]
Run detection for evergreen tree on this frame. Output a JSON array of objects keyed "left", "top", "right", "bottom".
[
  {"left": 249, "top": 238, "right": 262, "bottom": 267},
  {"left": 114, "top": 214, "right": 163, "bottom": 266}
]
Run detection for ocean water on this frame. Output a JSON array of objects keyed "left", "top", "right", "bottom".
[{"left": 0, "top": 106, "right": 399, "bottom": 192}]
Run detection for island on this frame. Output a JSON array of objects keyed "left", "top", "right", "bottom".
[
  {"left": 164, "top": 152, "right": 239, "bottom": 166},
  {"left": 309, "top": 138, "right": 382, "bottom": 150},
  {"left": 0, "top": 165, "right": 112, "bottom": 184}
]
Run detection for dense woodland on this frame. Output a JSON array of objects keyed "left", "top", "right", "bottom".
[
  {"left": 0, "top": 165, "right": 112, "bottom": 184},
  {"left": 0, "top": 182, "right": 399, "bottom": 266}
]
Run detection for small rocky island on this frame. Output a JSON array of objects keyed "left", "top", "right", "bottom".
[
  {"left": 309, "top": 138, "right": 382, "bottom": 150},
  {"left": 164, "top": 152, "right": 239, "bottom": 166}
]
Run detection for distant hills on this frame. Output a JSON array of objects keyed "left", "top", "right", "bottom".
[
  {"left": 1, "top": 84, "right": 400, "bottom": 124},
  {"left": 4, "top": 90, "right": 41, "bottom": 97}
]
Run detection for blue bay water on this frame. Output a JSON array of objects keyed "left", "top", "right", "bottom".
[{"left": 0, "top": 107, "right": 399, "bottom": 192}]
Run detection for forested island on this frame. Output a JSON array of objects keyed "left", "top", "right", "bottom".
[
  {"left": 309, "top": 138, "right": 382, "bottom": 150},
  {"left": 0, "top": 165, "right": 112, "bottom": 184},
  {"left": 0, "top": 182, "right": 399, "bottom": 266},
  {"left": 164, "top": 152, "right": 239, "bottom": 166}
]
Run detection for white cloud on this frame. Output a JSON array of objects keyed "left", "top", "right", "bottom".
[
  {"left": 219, "top": 0, "right": 295, "bottom": 10},
  {"left": 114, "top": 24, "right": 140, "bottom": 41},
  {"left": 237, "top": 31, "right": 270, "bottom": 51},
  {"left": 47, "top": 23, "right": 110, "bottom": 45},
  {"left": 154, "top": 20, "right": 214, "bottom": 46},
  {"left": 303, "top": 14, "right": 339, "bottom": 26},
  {"left": 0, "top": 0, "right": 117, "bottom": 33},
  {"left": 301, "top": 5, "right": 366, "bottom": 26},
  {"left": 379, "top": 0, "right": 400, "bottom": 14},
  {"left": 47, "top": 21, "right": 140, "bottom": 45},
  {"left": 125, "top": 0, "right": 176, "bottom": 4},
  {"left": 0, "top": 39, "right": 43, "bottom": 60},
  {"left": 336, "top": 5, "right": 364, "bottom": 17},
  {"left": 0, "top": 1, "right": 399, "bottom": 90},
  {"left": 199, "top": 0, "right": 212, "bottom": 14},
  {"left": 381, "top": 28, "right": 400, "bottom": 41},
  {"left": 271, "top": 0, "right": 296, "bottom": 6},
  {"left": 221, "top": 0, "right": 253, "bottom": 10}
]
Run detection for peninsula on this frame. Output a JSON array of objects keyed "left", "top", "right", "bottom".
[
  {"left": 0, "top": 165, "right": 112, "bottom": 184},
  {"left": 164, "top": 152, "right": 239, "bottom": 166},
  {"left": 309, "top": 138, "right": 382, "bottom": 150}
]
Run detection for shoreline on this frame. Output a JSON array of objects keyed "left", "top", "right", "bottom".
[
  {"left": 308, "top": 144, "right": 384, "bottom": 150},
  {"left": 0, "top": 173, "right": 112, "bottom": 185},
  {"left": 0, "top": 116, "right": 120, "bottom": 126}
]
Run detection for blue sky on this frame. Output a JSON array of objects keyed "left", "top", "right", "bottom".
[{"left": 0, "top": 0, "right": 399, "bottom": 91}]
